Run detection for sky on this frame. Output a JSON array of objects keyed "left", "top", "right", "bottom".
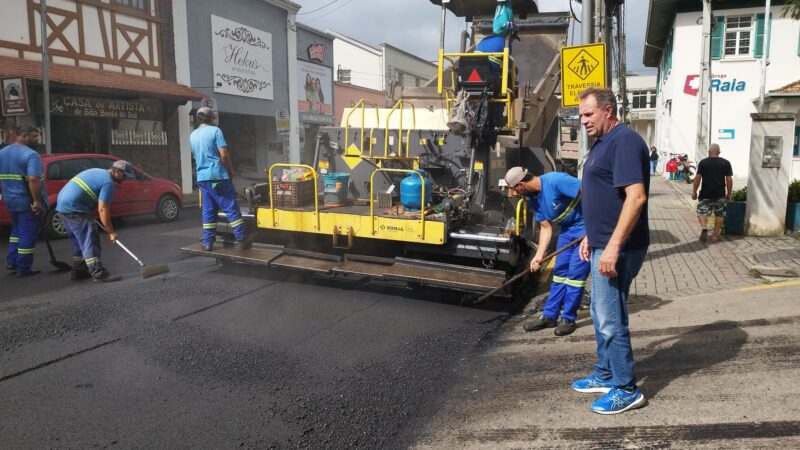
[{"left": 296, "top": 0, "right": 656, "bottom": 75}]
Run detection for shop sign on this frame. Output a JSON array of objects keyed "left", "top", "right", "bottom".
[
  {"left": 1, "top": 77, "right": 30, "bottom": 116},
  {"left": 307, "top": 44, "right": 325, "bottom": 63},
  {"left": 276, "top": 108, "right": 290, "bottom": 135},
  {"left": 630, "top": 111, "right": 656, "bottom": 120},
  {"left": 718, "top": 128, "right": 735, "bottom": 140},
  {"left": 684, "top": 74, "right": 746, "bottom": 96},
  {"left": 212, "top": 15, "right": 274, "bottom": 100},
  {"left": 297, "top": 60, "right": 334, "bottom": 123},
  {"left": 48, "top": 94, "right": 162, "bottom": 120},
  {"left": 560, "top": 43, "right": 606, "bottom": 107}
]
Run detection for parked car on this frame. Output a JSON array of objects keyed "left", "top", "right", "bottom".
[{"left": 0, "top": 153, "right": 183, "bottom": 238}]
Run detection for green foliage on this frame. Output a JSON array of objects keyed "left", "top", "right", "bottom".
[
  {"left": 782, "top": 0, "right": 800, "bottom": 20},
  {"left": 788, "top": 179, "right": 800, "bottom": 204},
  {"left": 731, "top": 186, "right": 747, "bottom": 202}
]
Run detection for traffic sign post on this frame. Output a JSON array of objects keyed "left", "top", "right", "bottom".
[
  {"left": 560, "top": 43, "right": 607, "bottom": 107},
  {"left": 276, "top": 108, "right": 290, "bottom": 136}
]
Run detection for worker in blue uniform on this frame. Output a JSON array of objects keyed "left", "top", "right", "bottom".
[
  {"left": 56, "top": 160, "right": 134, "bottom": 282},
  {"left": 0, "top": 125, "right": 46, "bottom": 277},
  {"left": 505, "top": 167, "right": 589, "bottom": 336},
  {"left": 190, "top": 106, "right": 249, "bottom": 251}
]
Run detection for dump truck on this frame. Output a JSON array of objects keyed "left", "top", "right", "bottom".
[{"left": 182, "top": 0, "right": 569, "bottom": 296}]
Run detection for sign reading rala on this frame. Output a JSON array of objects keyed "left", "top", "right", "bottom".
[{"left": 683, "top": 74, "right": 746, "bottom": 96}]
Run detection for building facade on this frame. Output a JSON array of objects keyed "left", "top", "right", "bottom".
[
  {"left": 329, "top": 31, "right": 383, "bottom": 92},
  {"left": 626, "top": 75, "right": 657, "bottom": 150},
  {"left": 296, "top": 24, "right": 334, "bottom": 163},
  {"left": 172, "top": 0, "right": 301, "bottom": 193},
  {"left": 644, "top": 1, "right": 800, "bottom": 179},
  {"left": 0, "top": 0, "right": 203, "bottom": 184},
  {"left": 381, "top": 44, "right": 437, "bottom": 92}
]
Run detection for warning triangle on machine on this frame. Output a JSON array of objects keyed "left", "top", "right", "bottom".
[{"left": 466, "top": 68, "right": 482, "bottom": 83}]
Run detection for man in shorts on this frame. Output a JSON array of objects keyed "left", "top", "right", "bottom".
[{"left": 692, "top": 143, "right": 732, "bottom": 243}]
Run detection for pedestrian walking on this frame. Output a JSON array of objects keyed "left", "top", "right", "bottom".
[
  {"left": 0, "top": 125, "right": 46, "bottom": 277},
  {"left": 692, "top": 143, "right": 732, "bottom": 243},
  {"left": 574, "top": 87, "right": 650, "bottom": 414},
  {"left": 505, "top": 167, "right": 589, "bottom": 337},
  {"left": 55, "top": 161, "right": 135, "bottom": 282},
  {"left": 190, "top": 107, "right": 249, "bottom": 251},
  {"left": 649, "top": 146, "right": 659, "bottom": 176}
]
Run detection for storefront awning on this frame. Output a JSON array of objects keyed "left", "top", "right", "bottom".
[{"left": 0, "top": 56, "right": 204, "bottom": 102}]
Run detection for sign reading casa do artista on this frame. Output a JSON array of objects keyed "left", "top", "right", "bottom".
[
  {"left": 48, "top": 94, "right": 162, "bottom": 120},
  {"left": 211, "top": 15, "right": 274, "bottom": 100}
]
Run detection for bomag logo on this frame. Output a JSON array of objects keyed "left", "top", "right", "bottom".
[{"left": 380, "top": 224, "right": 405, "bottom": 232}]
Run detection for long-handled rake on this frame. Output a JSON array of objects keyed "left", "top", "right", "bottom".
[
  {"left": 95, "top": 220, "right": 169, "bottom": 279},
  {"left": 463, "top": 235, "right": 585, "bottom": 305}
]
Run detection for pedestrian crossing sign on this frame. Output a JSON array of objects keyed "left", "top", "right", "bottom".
[{"left": 560, "top": 43, "right": 606, "bottom": 107}]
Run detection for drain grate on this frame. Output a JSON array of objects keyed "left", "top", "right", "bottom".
[{"left": 754, "top": 249, "right": 800, "bottom": 263}]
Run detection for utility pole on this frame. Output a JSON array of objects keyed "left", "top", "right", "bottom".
[
  {"left": 695, "top": 0, "right": 713, "bottom": 164},
  {"left": 41, "top": 0, "right": 51, "bottom": 154},
  {"left": 758, "top": 0, "right": 772, "bottom": 110},
  {"left": 616, "top": 2, "right": 628, "bottom": 123},
  {"left": 578, "top": 0, "right": 594, "bottom": 166}
]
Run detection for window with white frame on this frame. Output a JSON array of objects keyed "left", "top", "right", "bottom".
[
  {"left": 631, "top": 90, "right": 656, "bottom": 109},
  {"left": 724, "top": 15, "right": 753, "bottom": 56},
  {"left": 337, "top": 68, "right": 351, "bottom": 83}
]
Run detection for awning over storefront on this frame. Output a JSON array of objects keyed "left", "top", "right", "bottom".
[{"left": 0, "top": 56, "right": 204, "bottom": 102}]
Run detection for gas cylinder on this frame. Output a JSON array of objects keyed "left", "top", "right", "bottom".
[{"left": 399, "top": 170, "right": 431, "bottom": 211}]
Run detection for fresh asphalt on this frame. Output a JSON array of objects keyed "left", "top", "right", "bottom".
[{"left": 0, "top": 207, "right": 513, "bottom": 448}]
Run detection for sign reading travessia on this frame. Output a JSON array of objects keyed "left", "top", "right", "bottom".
[
  {"left": 560, "top": 43, "right": 606, "bottom": 107},
  {"left": 212, "top": 15, "right": 274, "bottom": 100},
  {"left": 48, "top": 94, "right": 162, "bottom": 120}
]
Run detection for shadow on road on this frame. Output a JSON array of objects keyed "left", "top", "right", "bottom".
[{"left": 637, "top": 320, "right": 748, "bottom": 399}]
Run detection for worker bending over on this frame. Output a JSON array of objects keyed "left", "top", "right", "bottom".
[
  {"left": 55, "top": 160, "right": 135, "bottom": 282},
  {"left": 505, "top": 167, "right": 589, "bottom": 336}
]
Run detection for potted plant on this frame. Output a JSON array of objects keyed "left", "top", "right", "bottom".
[
  {"left": 725, "top": 186, "right": 747, "bottom": 235},
  {"left": 786, "top": 179, "right": 800, "bottom": 231}
]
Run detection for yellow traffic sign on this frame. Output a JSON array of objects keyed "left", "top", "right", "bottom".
[{"left": 560, "top": 43, "right": 606, "bottom": 107}]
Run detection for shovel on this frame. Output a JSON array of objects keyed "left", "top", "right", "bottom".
[
  {"left": 95, "top": 220, "right": 169, "bottom": 279},
  {"left": 22, "top": 181, "right": 70, "bottom": 271}
]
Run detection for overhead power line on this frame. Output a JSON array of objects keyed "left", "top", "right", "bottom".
[{"left": 298, "top": 0, "right": 340, "bottom": 15}]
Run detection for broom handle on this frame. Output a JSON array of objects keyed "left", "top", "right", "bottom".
[
  {"left": 476, "top": 235, "right": 585, "bottom": 303},
  {"left": 94, "top": 220, "right": 144, "bottom": 267}
]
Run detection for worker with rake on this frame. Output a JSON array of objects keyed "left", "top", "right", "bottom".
[
  {"left": 55, "top": 160, "right": 135, "bottom": 282},
  {"left": 505, "top": 167, "right": 589, "bottom": 337}
]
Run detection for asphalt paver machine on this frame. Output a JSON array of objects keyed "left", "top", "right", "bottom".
[{"left": 182, "top": 0, "right": 568, "bottom": 296}]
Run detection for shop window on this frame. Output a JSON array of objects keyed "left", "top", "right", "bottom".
[
  {"left": 46, "top": 158, "right": 94, "bottom": 181},
  {"left": 794, "top": 126, "right": 799, "bottom": 158},
  {"left": 724, "top": 15, "right": 753, "bottom": 57},
  {"left": 113, "top": 0, "right": 147, "bottom": 10}
]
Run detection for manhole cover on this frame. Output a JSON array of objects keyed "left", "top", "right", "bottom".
[{"left": 754, "top": 249, "right": 800, "bottom": 263}]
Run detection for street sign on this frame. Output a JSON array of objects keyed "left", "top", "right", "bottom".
[
  {"left": 276, "top": 108, "right": 290, "bottom": 135},
  {"left": 1, "top": 77, "right": 30, "bottom": 116},
  {"left": 201, "top": 97, "right": 215, "bottom": 110},
  {"left": 560, "top": 43, "right": 606, "bottom": 107}
]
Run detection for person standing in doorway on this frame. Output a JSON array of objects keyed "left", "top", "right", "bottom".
[
  {"left": 692, "top": 143, "right": 732, "bottom": 243},
  {"left": 574, "top": 87, "right": 650, "bottom": 415},
  {"left": 190, "top": 107, "right": 249, "bottom": 251},
  {"left": 649, "top": 147, "right": 659, "bottom": 176},
  {"left": 0, "top": 126, "right": 45, "bottom": 277}
]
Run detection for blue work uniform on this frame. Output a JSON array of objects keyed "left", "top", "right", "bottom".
[
  {"left": 56, "top": 168, "right": 116, "bottom": 277},
  {"left": 527, "top": 172, "right": 590, "bottom": 323},
  {"left": 189, "top": 124, "right": 245, "bottom": 246},
  {"left": 0, "top": 144, "right": 45, "bottom": 274}
]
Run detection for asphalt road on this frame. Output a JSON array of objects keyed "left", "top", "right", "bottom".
[{"left": 0, "top": 207, "right": 512, "bottom": 449}]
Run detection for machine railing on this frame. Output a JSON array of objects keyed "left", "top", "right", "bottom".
[
  {"left": 369, "top": 168, "right": 426, "bottom": 240},
  {"left": 267, "top": 163, "right": 320, "bottom": 230},
  {"left": 383, "top": 100, "right": 416, "bottom": 158},
  {"left": 344, "top": 99, "right": 380, "bottom": 157}
]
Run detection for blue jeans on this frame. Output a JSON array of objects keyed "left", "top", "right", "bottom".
[
  {"left": 650, "top": 160, "right": 657, "bottom": 175},
  {"left": 589, "top": 246, "right": 647, "bottom": 390}
]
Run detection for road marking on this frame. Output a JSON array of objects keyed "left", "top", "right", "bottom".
[{"left": 739, "top": 279, "right": 800, "bottom": 292}]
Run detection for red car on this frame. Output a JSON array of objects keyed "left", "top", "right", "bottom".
[{"left": 0, "top": 153, "right": 183, "bottom": 238}]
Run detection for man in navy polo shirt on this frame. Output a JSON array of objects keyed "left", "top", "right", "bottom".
[{"left": 572, "top": 87, "right": 650, "bottom": 414}]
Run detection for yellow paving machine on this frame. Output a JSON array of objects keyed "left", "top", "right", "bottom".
[{"left": 182, "top": 0, "right": 568, "bottom": 295}]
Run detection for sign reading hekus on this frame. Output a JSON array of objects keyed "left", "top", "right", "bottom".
[
  {"left": 560, "top": 43, "right": 606, "bottom": 107},
  {"left": 212, "top": 16, "right": 273, "bottom": 100}
]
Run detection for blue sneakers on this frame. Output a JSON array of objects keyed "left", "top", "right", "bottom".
[
  {"left": 590, "top": 387, "right": 646, "bottom": 414},
  {"left": 571, "top": 374, "right": 613, "bottom": 393}
]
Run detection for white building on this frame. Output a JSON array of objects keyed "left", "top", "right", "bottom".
[
  {"left": 643, "top": 0, "right": 800, "bottom": 179},
  {"left": 626, "top": 75, "right": 658, "bottom": 149},
  {"left": 328, "top": 31, "right": 384, "bottom": 92}
]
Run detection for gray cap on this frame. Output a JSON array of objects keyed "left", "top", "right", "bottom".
[
  {"left": 111, "top": 160, "right": 135, "bottom": 179},
  {"left": 196, "top": 106, "right": 214, "bottom": 121},
  {"left": 504, "top": 166, "right": 527, "bottom": 187}
]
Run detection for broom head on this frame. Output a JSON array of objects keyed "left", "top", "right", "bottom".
[{"left": 141, "top": 264, "right": 170, "bottom": 279}]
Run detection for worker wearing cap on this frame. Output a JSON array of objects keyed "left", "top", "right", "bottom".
[
  {"left": 506, "top": 167, "right": 589, "bottom": 336},
  {"left": 190, "top": 107, "right": 248, "bottom": 251},
  {"left": 55, "top": 160, "right": 134, "bottom": 282},
  {"left": 0, "top": 125, "right": 46, "bottom": 277}
]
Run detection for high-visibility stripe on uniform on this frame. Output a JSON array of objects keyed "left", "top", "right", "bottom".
[
  {"left": 551, "top": 192, "right": 582, "bottom": 225},
  {"left": 17, "top": 248, "right": 35, "bottom": 254},
  {"left": 73, "top": 256, "right": 85, "bottom": 262},
  {"left": 202, "top": 223, "right": 217, "bottom": 229},
  {"left": 0, "top": 174, "right": 24, "bottom": 181},
  {"left": 552, "top": 275, "right": 587, "bottom": 288},
  {"left": 86, "top": 257, "right": 100, "bottom": 265},
  {"left": 229, "top": 218, "right": 244, "bottom": 228},
  {"left": 70, "top": 177, "right": 98, "bottom": 201},
  {"left": 9, "top": 237, "right": 19, "bottom": 243}
]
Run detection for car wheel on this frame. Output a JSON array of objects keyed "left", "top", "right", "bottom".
[
  {"left": 44, "top": 209, "right": 68, "bottom": 239},
  {"left": 156, "top": 194, "right": 180, "bottom": 222}
]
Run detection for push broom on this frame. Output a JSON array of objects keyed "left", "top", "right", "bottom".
[{"left": 95, "top": 220, "right": 169, "bottom": 279}]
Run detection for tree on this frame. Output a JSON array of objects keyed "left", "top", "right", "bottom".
[{"left": 783, "top": 0, "right": 800, "bottom": 20}]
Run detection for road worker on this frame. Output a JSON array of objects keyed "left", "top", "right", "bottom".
[
  {"left": 55, "top": 160, "right": 134, "bottom": 282},
  {"left": 0, "top": 125, "right": 46, "bottom": 277},
  {"left": 505, "top": 167, "right": 589, "bottom": 336}
]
